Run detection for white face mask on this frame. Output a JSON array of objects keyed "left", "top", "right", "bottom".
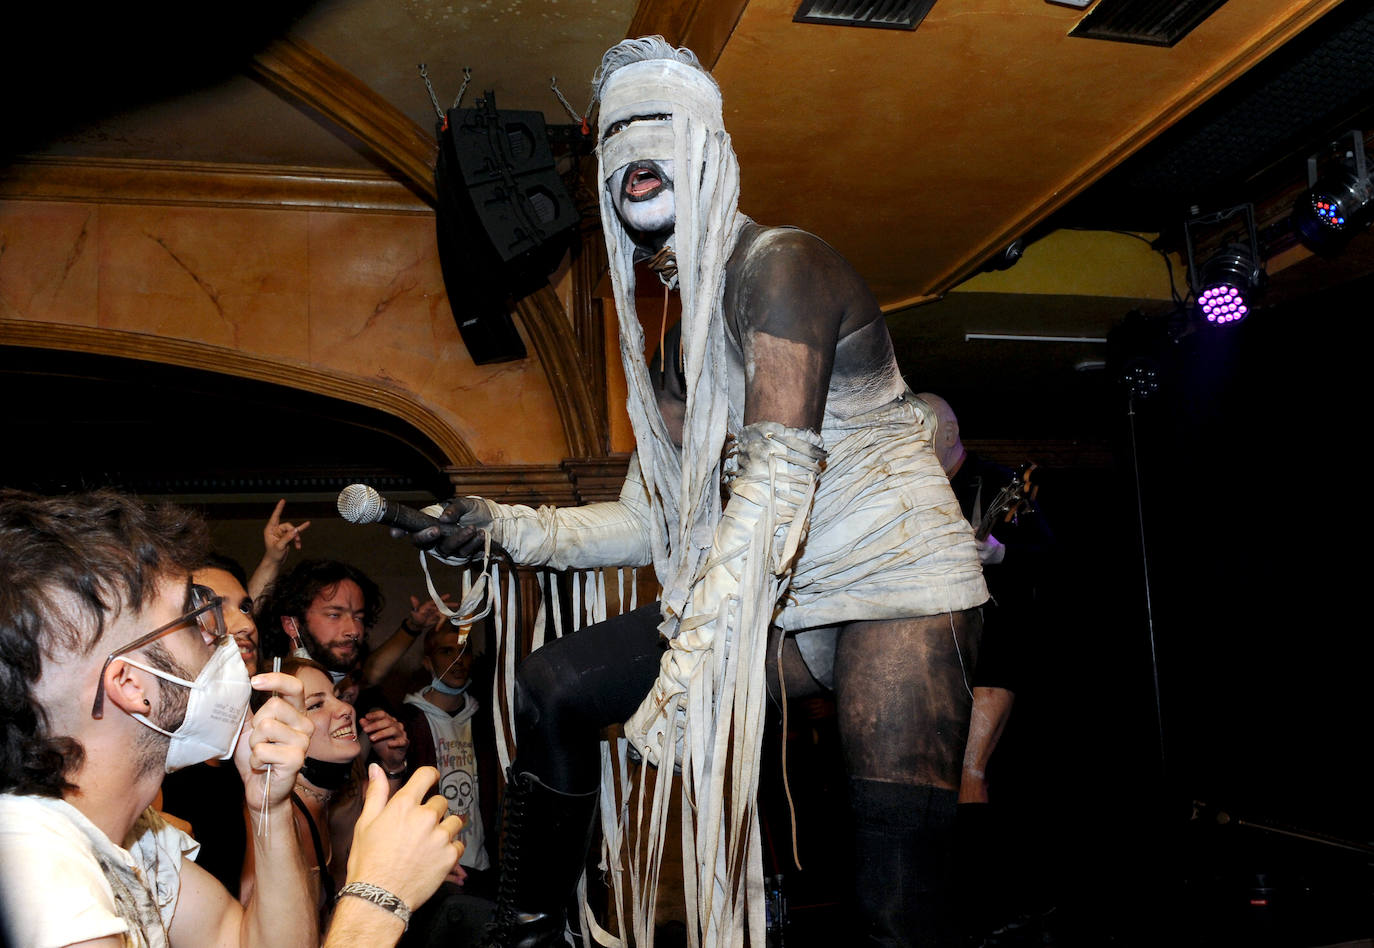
[{"left": 125, "top": 637, "right": 252, "bottom": 773}]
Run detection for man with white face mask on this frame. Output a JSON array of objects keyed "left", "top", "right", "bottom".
[
  {"left": 398, "top": 36, "right": 988, "bottom": 948},
  {"left": 0, "top": 491, "right": 463, "bottom": 948}
]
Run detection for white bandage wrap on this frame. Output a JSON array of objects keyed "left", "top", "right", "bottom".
[
  {"left": 459, "top": 454, "right": 654, "bottom": 572},
  {"left": 624, "top": 423, "right": 824, "bottom": 764},
  {"left": 597, "top": 54, "right": 746, "bottom": 647},
  {"left": 621, "top": 422, "right": 824, "bottom": 948}
]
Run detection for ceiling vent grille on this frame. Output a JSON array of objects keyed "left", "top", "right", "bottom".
[
  {"left": 1069, "top": 0, "right": 1230, "bottom": 47},
  {"left": 794, "top": 0, "right": 938, "bottom": 31}
]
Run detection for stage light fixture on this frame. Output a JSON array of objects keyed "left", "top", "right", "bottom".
[
  {"left": 1184, "top": 204, "right": 1262, "bottom": 328},
  {"left": 1196, "top": 245, "right": 1256, "bottom": 325},
  {"left": 1293, "top": 130, "right": 1371, "bottom": 254}
]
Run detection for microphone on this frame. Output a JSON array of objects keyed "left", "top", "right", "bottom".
[{"left": 337, "top": 484, "right": 442, "bottom": 534}]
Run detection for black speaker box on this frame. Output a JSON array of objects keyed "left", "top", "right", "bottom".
[{"left": 434, "top": 92, "right": 580, "bottom": 365}]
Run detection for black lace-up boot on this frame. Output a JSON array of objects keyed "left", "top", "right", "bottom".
[{"left": 483, "top": 768, "right": 600, "bottom": 948}]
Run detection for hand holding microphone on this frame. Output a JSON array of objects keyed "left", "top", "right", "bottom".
[{"left": 337, "top": 484, "right": 492, "bottom": 561}]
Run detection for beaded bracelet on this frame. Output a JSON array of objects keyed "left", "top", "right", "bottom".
[{"left": 338, "top": 881, "right": 412, "bottom": 930}]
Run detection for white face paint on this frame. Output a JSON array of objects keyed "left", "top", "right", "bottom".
[{"left": 609, "top": 157, "right": 676, "bottom": 238}]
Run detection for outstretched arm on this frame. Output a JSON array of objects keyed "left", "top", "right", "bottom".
[
  {"left": 394, "top": 454, "right": 656, "bottom": 570},
  {"left": 170, "top": 672, "right": 317, "bottom": 948}
]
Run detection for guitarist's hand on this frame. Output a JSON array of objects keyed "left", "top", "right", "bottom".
[{"left": 975, "top": 534, "right": 1006, "bottom": 565}]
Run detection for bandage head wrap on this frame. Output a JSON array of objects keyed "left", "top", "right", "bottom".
[{"left": 594, "top": 37, "right": 748, "bottom": 634}]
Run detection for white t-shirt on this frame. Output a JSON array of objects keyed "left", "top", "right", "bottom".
[
  {"left": 0, "top": 794, "right": 198, "bottom": 948},
  {"left": 402, "top": 691, "right": 490, "bottom": 871}
]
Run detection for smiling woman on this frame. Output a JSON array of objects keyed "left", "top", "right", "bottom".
[{"left": 240, "top": 657, "right": 362, "bottom": 927}]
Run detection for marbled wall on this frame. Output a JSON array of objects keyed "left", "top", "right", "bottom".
[{"left": 0, "top": 197, "right": 571, "bottom": 466}]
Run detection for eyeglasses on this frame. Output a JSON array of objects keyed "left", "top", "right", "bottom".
[{"left": 91, "top": 584, "right": 227, "bottom": 720}]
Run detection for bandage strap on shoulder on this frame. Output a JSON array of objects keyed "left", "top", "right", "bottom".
[
  {"left": 469, "top": 452, "right": 654, "bottom": 570},
  {"left": 624, "top": 421, "right": 826, "bottom": 765}
]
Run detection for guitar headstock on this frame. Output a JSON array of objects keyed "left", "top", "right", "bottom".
[{"left": 975, "top": 461, "right": 1040, "bottom": 541}]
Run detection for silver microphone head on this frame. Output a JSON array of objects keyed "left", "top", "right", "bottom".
[{"left": 337, "top": 483, "right": 385, "bottom": 524}]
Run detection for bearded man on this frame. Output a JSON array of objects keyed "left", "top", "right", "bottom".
[{"left": 404, "top": 37, "right": 987, "bottom": 948}]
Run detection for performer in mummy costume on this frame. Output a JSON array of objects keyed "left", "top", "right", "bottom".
[{"left": 401, "top": 37, "right": 987, "bottom": 948}]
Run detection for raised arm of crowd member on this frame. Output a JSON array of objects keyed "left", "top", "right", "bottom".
[
  {"left": 166, "top": 669, "right": 319, "bottom": 948},
  {"left": 358, "top": 593, "right": 452, "bottom": 690},
  {"left": 248, "top": 500, "right": 311, "bottom": 602},
  {"left": 322, "top": 765, "right": 462, "bottom": 948}
]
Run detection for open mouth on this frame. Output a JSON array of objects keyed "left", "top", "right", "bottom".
[
  {"left": 330, "top": 723, "right": 356, "bottom": 740},
  {"left": 624, "top": 162, "right": 666, "bottom": 201}
]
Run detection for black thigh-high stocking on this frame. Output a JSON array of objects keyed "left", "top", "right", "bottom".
[
  {"left": 511, "top": 602, "right": 665, "bottom": 793},
  {"left": 834, "top": 609, "right": 981, "bottom": 948}
]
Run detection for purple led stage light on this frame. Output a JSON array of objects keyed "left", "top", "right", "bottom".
[{"left": 1198, "top": 283, "right": 1251, "bottom": 324}]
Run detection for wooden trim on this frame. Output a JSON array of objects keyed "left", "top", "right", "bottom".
[
  {"left": 446, "top": 464, "right": 580, "bottom": 506},
  {"left": 513, "top": 285, "right": 608, "bottom": 458},
  {"left": 0, "top": 156, "right": 432, "bottom": 214},
  {"left": 562, "top": 455, "right": 632, "bottom": 503},
  {"left": 445, "top": 454, "right": 630, "bottom": 506},
  {"left": 930, "top": 0, "right": 1345, "bottom": 296},
  {"left": 626, "top": 0, "right": 751, "bottom": 69},
  {"left": 0, "top": 319, "right": 478, "bottom": 466},
  {"left": 249, "top": 36, "right": 439, "bottom": 207},
  {"left": 572, "top": 218, "right": 610, "bottom": 442}
]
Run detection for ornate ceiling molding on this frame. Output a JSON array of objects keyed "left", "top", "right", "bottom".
[
  {"left": 0, "top": 319, "right": 478, "bottom": 466},
  {"left": 249, "top": 36, "right": 439, "bottom": 206},
  {"left": 0, "top": 156, "right": 430, "bottom": 214}
]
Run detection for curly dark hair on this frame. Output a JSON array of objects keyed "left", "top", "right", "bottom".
[
  {"left": 0, "top": 489, "right": 208, "bottom": 797},
  {"left": 255, "top": 559, "right": 383, "bottom": 662}
]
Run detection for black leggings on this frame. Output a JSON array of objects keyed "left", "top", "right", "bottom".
[{"left": 512, "top": 603, "right": 665, "bottom": 794}]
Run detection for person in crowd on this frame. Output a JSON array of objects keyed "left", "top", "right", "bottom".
[
  {"left": 0, "top": 489, "right": 461, "bottom": 948},
  {"left": 397, "top": 626, "right": 490, "bottom": 890},
  {"left": 257, "top": 561, "right": 443, "bottom": 715},
  {"left": 241, "top": 657, "right": 391, "bottom": 929},
  {"left": 392, "top": 626, "right": 498, "bottom": 946},
  {"left": 159, "top": 554, "right": 261, "bottom": 898},
  {"left": 257, "top": 560, "right": 381, "bottom": 679},
  {"left": 918, "top": 392, "right": 1056, "bottom": 944}
]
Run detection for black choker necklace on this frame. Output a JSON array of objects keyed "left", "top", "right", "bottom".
[{"left": 299, "top": 756, "right": 353, "bottom": 790}]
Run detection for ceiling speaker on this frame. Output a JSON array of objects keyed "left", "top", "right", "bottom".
[{"left": 434, "top": 92, "right": 579, "bottom": 364}]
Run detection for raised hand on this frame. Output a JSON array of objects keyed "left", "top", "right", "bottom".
[
  {"left": 345, "top": 765, "right": 463, "bottom": 911},
  {"left": 264, "top": 498, "right": 311, "bottom": 563},
  {"left": 359, "top": 708, "right": 410, "bottom": 776},
  {"left": 237, "top": 671, "right": 312, "bottom": 812},
  {"left": 404, "top": 593, "right": 453, "bottom": 635}
]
